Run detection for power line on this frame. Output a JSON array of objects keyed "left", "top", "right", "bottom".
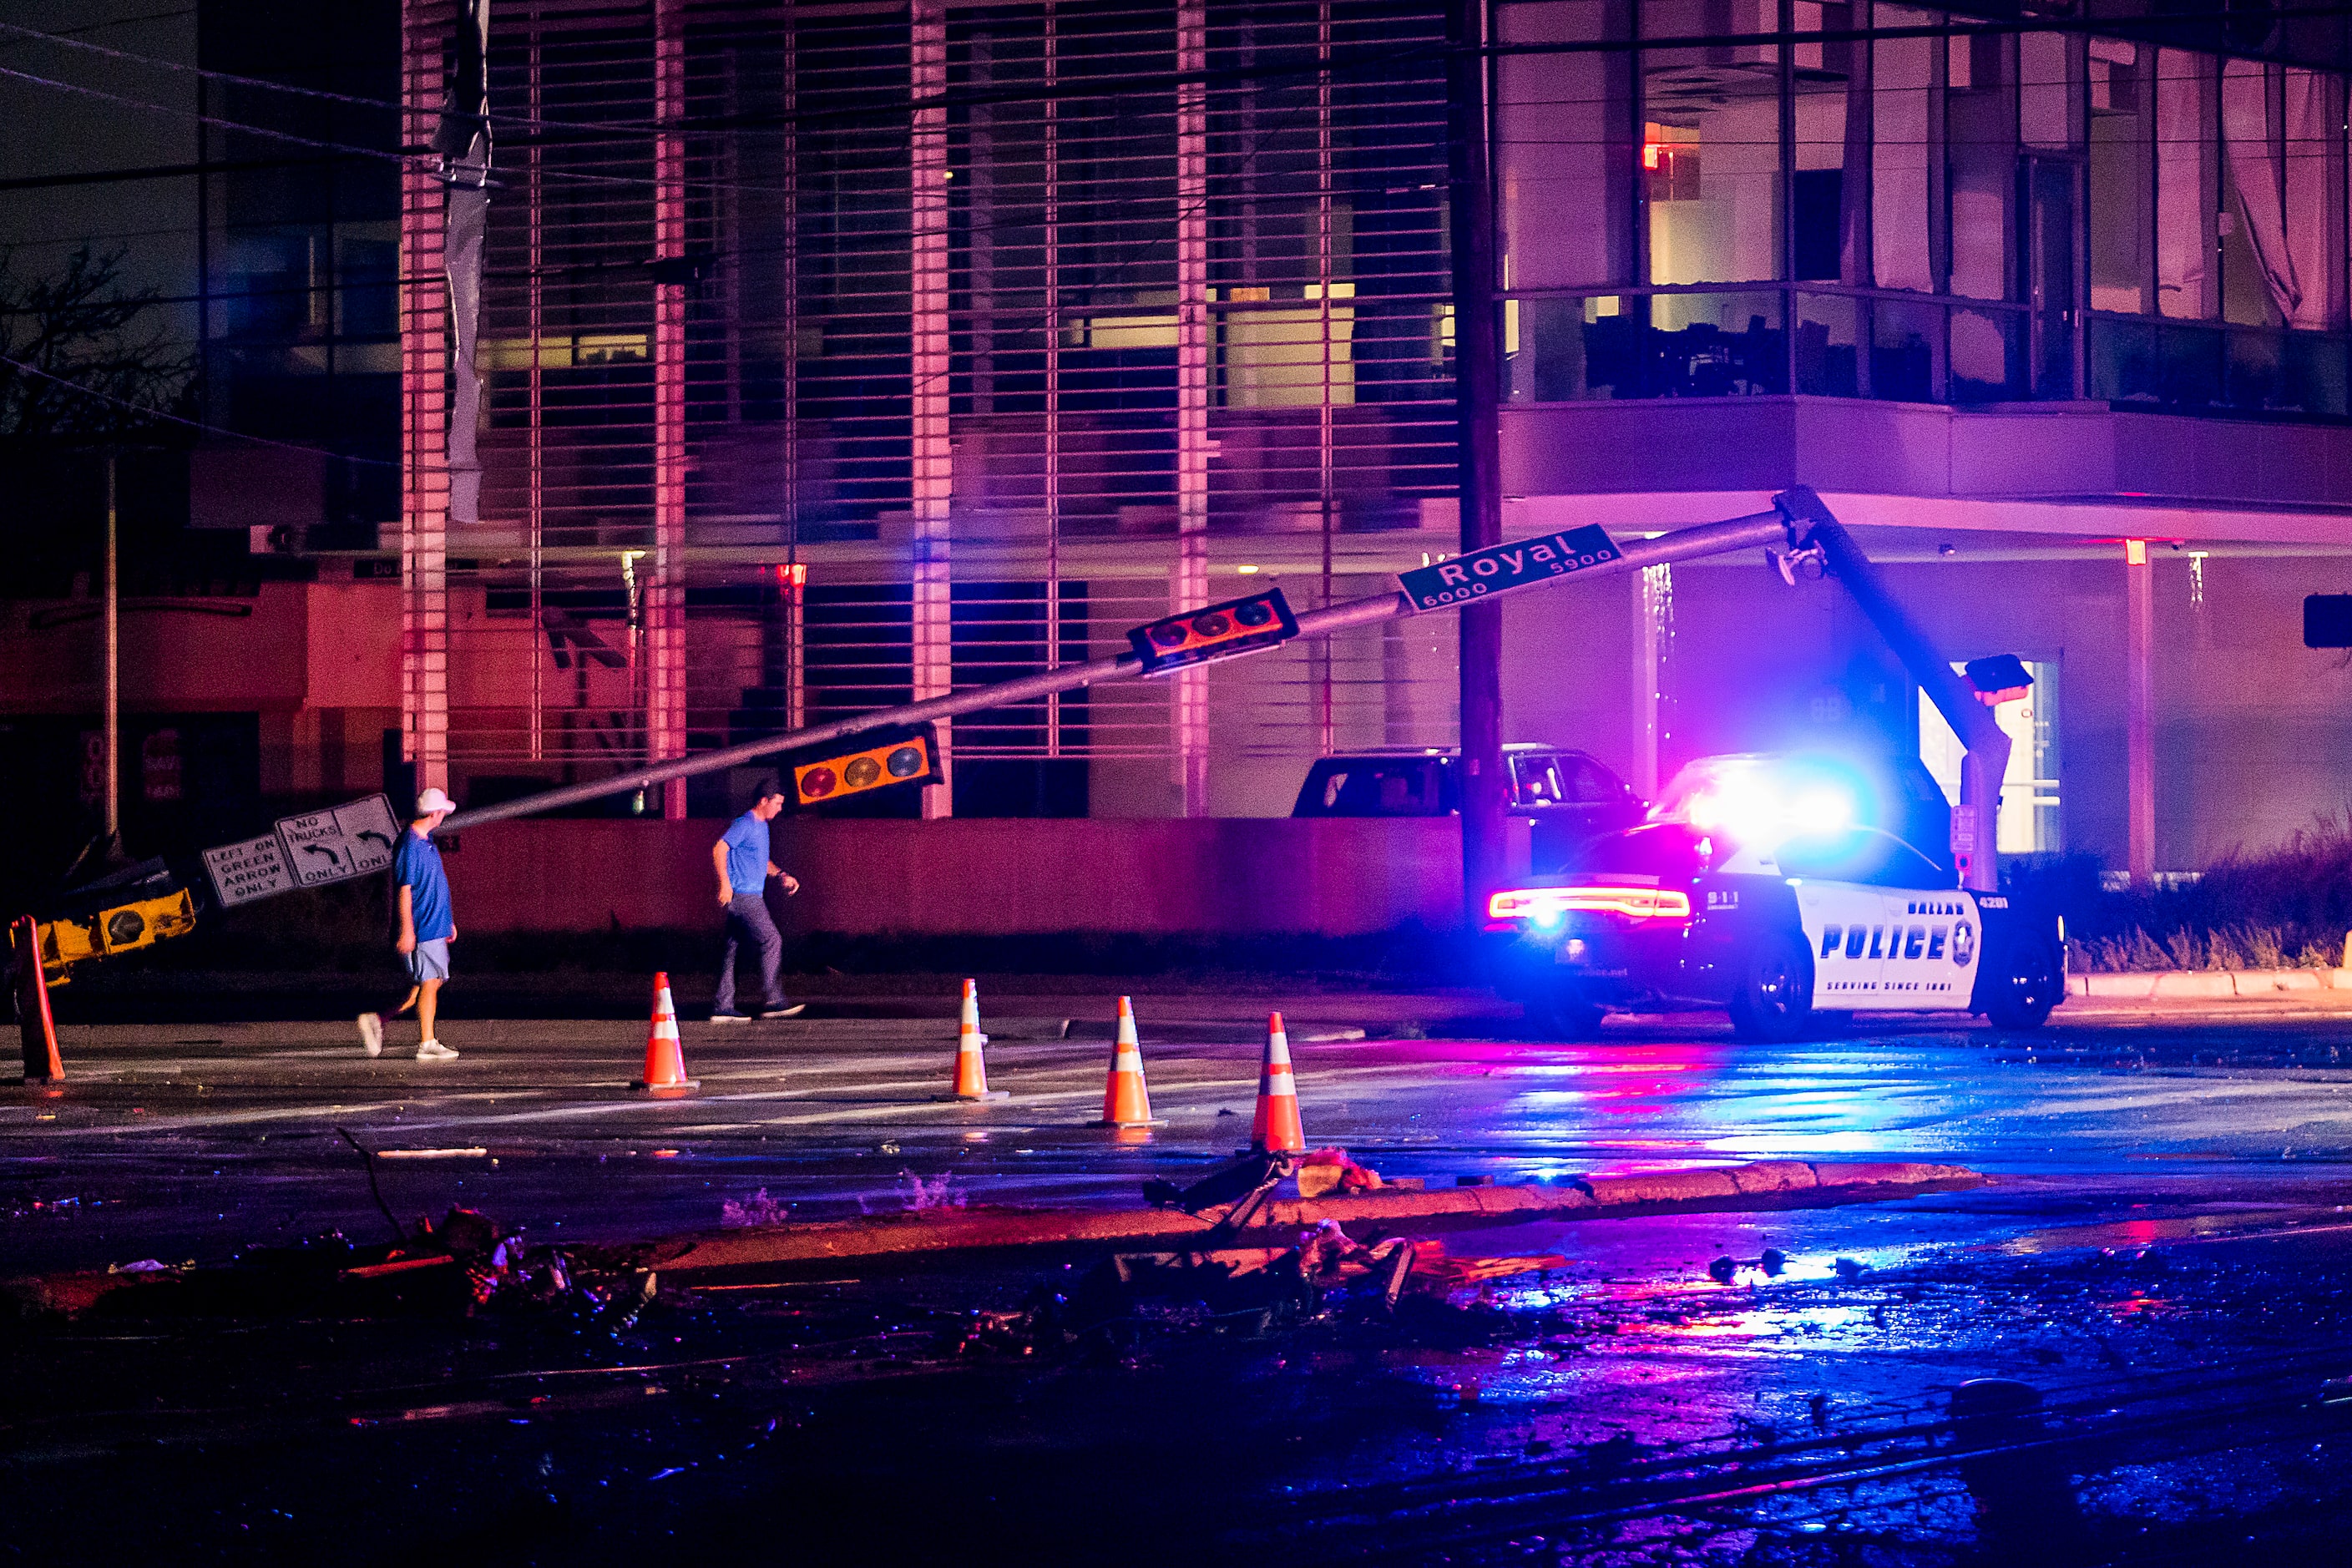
[
  {"left": 0, "top": 151, "right": 365, "bottom": 194},
  {"left": 0, "top": 349, "right": 397, "bottom": 466},
  {"left": 0, "top": 6, "right": 190, "bottom": 57}
]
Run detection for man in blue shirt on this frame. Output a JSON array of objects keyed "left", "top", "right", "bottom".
[
  {"left": 358, "top": 788, "right": 462, "bottom": 1060},
  {"left": 711, "top": 781, "right": 802, "bottom": 1020}
]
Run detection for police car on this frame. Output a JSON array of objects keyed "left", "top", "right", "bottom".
[{"left": 1487, "top": 752, "right": 2066, "bottom": 1039}]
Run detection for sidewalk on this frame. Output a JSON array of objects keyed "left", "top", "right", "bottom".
[{"left": 2067, "top": 967, "right": 2352, "bottom": 1003}]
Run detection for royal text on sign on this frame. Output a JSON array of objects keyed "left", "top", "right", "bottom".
[{"left": 1396, "top": 525, "right": 1620, "bottom": 611}]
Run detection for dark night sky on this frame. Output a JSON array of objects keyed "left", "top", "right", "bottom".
[{"left": 1, "top": 3, "right": 203, "bottom": 346}]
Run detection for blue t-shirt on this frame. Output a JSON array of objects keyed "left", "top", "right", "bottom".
[
  {"left": 393, "top": 828, "right": 454, "bottom": 942},
  {"left": 721, "top": 812, "right": 771, "bottom": 898}
]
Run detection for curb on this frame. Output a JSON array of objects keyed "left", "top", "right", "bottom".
[
  {"left": 2068, "top": 967, "right": 2348, "bottom": 1000},
  {"left": 626, "top": 1159, "right": 1985, "bottom": 1275}
]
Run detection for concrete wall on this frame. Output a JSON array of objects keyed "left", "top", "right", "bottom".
[{"left": 441, "top": 816, "right": 1523, "bottom": 936}]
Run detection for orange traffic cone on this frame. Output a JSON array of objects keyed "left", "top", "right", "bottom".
[
  {"left": 1091, "top": 995, "right": 1163, "bottom": 1128},
  {"left": 632, "top": 972, "right": 698, "bottom": 1095},
  {"left": 938, "top": 979, "right": 1008, "bottom": 1101},
  {"left": 1250, "top": 1011, "right": 1306, "bottom": 1154}
]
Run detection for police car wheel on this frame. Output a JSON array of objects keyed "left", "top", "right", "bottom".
[
  {"left": 1983, "top": 934, "right": 2059, "bottom": 1030},
  {"left": 1528, "top": 979, "right": 1605, "bottom": 1041},
  {"left": 1729, "top": 933, "right": 1815, "bottom": 1042}
]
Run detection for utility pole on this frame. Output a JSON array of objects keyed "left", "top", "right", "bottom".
[
  {"left": 104, "top": 453, "right": 119, "bottom": 844},
  {"left": 1446, "top": 0, "right": 1505, "bottom": 928}
]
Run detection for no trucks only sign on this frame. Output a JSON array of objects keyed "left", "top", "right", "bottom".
[
  {"left": 201, "top": 793, "right": 401, "bottom": 908},
  {"left": 1395, "top": 524, "right": 1621, "bottom": 612}
]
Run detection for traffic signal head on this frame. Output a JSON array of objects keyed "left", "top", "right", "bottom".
[
  {"left": 1962, "top": 654, "right": 2033, "bottom": 705},
  {"left": 2307, "top": 594, "right": 2352, "bottom": 649},
  {"left": 792, "top": 725, "right": 942, "bottom": 808},
  {"left": 1127, "top": 587, "right": 1298, "bottom": 675}
]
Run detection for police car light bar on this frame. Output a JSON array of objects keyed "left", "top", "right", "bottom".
[
  {"left": 1127, "top": 588, "right": 1299, "bottom": 675},
  {"left": 1489, "top": 886, "right": 1693, "bottom": 922}
]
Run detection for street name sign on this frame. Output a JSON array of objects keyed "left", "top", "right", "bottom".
[
  {"left": 200, "top": 793, "right": 402, "bottom": 908},
  {"left": 1396, "top": 524, "right": 1621, "bottom": 612}
]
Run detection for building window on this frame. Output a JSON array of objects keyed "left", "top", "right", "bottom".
[
  {"left": 1642, "top": 0, "right": 1782, "bottom": 286},
  {"left": 1873, "top": 8, "right": 1936, "bottom": 294},
  {"left": 1945, "top": 29, "right": 2012, "bottom": 304},
  {"left": 2088, "top": 37, "right": 2148, "bottom": 315},
  {"left": 1497, "top": 0, "right": 1634, "bottom": 291},
  {"left": 2156, "top": 48, "right": 2215, "bottom": 321}
]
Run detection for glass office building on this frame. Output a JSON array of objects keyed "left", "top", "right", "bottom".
[{"left": 359, "top": 1, "right": 2352, "bottom": 867}]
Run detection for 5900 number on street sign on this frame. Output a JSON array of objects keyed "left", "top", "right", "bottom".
[{"left": 1396, "top": 524, "right": 1620, "bottom": 611}]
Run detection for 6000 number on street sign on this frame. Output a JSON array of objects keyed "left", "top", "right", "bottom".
[{"left": 1397, "top": 524, "right": 1620, "bottom": 611}]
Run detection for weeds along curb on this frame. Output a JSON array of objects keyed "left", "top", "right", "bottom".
[{"left": 611, "top": 1160, "right": 1985, "bottom": 1277}]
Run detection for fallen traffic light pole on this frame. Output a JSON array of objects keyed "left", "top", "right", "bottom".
[
  {"left": 438, "top": 508, "right": 1789, "bottom": 830},
  {"left": 9, "top": 482, "right": 2013, "bottom": 1044},
  {"left": 434, "top": 486, "right": 2011, "bottom": 893}
]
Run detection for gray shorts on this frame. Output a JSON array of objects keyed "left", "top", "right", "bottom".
[{"left": 403, "top": 938, "right": 451, "bottom": 984}]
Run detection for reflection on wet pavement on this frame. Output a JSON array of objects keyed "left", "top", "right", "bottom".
[{"left": 7, "top": 1014, "right": 2352, "bottom": 1560}]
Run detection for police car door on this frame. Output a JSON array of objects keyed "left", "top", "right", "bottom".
[
  {"left": 1742, "top": 837, "right": 1888, "bottom": 1008},
  {"left": 1791, "top": 880, "right": 1889, "bottom": 1008},
  {"left": 1879, "top": 888, "right": 1981, "bottom": 1009},
  {"left": 1773, "top": 827, "right": 1957, "bottom": 1012}
]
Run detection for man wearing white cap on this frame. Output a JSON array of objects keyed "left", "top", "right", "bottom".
[{"left": 358, "top": 788, "right": 461, "bottom": 1060}]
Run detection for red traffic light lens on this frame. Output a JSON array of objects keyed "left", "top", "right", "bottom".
[
  {"left": 886, "top": 745, "right": 924, "bottom": 778},
  {"left": 801, "top": 767, "right": 836, "bottom": 798},
  {"left": 1126, "top": 585, "right": 1297, "bottom": 675}
]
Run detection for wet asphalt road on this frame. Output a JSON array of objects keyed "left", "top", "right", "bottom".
[
  {"left": 8, "top": 998, "right": 2352, "bottom": 1563},
  {"left": 6, "top": 1001, "right": 2352, "bottom": 1270}
]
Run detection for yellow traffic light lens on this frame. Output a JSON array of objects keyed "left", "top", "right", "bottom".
[
  {"left": 844, "top": 756, "right": 882, "bottom": 788},
  {"left": 1191, "top": 612, "right": 1230, "bottom": 637}
]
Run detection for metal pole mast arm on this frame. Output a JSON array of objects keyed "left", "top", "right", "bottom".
[{"left": 1773, "top": 484, "right": 2009, "bottom": 889}]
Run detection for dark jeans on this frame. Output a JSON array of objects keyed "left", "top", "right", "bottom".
[{"left": 714, "top": 894, "right": 787, "bottom": 1014}]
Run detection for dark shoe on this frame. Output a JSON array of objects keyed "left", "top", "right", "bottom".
[
  {"left": 755, "top": 1004, "right": 807, "bottom": 1019},
  {"left": 710, "top": 1009, "right": 750, "bottom": 1023}
]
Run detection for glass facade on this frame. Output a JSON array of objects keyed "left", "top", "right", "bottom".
[
  {"left": 404, "top": 0, "right": 1464, "bottom": 817},
  {"left": 1498, "top": 1, "right": 2352, "bottom": 414}
]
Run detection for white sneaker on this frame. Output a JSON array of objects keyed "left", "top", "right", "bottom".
[
  {"left": 415, "top": 1040, "right": 459, "bottom": 1061},
  {"left": 357, "top": 1014, "right": 383, "bottom": 1058}
]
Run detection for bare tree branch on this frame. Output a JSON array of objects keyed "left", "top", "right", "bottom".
[{"left": 0, "top": 245, "right": 197, "bottom": 443}]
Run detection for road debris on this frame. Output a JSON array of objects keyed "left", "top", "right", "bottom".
[{"left": 1295, "top": 1146, "right": 1383, "bottom": 1199}]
